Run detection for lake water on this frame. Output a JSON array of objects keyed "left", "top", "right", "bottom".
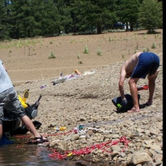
[
  {"left": 0, "top": 144, "right": 77, "bottom": 166},
  {"left": 0, "top": 135, "right": 120, "bottom": 166},
  {"left": 0, "top": 136, "right": 91, "bottom": 166}
]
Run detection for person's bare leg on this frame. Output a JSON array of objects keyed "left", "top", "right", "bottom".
[
  {"left": 127, "top": 78, "right": 140, "bottom": 113},
  {"left": 147, "top": 71, "right": 158, "bottom": 105},
  {"left": 0, "top": 124, "right": 2, "bottom": 141}
]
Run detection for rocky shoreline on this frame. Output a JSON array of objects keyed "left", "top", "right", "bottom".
[{"left": 15, "top": 54, "right": 163, "bottom": 166}]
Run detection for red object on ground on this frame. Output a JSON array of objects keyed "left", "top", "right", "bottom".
[
  {"left": 137, "top": 85, "right": 149, "bottom": 91},
  {"left": 48, "top": 136, "right": 129, "bottom": 160}
]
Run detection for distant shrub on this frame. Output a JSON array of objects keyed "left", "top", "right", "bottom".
[
  {"left": 151, "top": 43, "right": 156, "bottom": 49},
  {"left": 97, "top": 47, "right": 102, "bottom": 56},
  {"left": 48, "top": 51, "right": 56, "bottom": 59},
  {"left": 83, "top": 45, "right": 89, "bottom": 54}
]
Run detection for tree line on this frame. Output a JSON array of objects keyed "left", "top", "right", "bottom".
[{"left": 0, "top": 0, "right": 163, "bottom": 40}]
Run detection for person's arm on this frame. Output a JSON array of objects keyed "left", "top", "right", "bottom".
[
  {"left": 119, "top": 65, "right": 127, "bottom": 105},
  {"left": 119, "top": 69, "right": 125, "bottom": 99}
]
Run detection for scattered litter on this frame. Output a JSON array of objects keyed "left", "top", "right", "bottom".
[
  {"left": 51, "top": 69, "right": 95, "bottom": 86},
  {"left": 40, "top": 85, "right": 47, "bottom": 89},
  {"left": 52, "top": 77, "right": 66, "bottom": 85},
  {"left": 137, "top": 85, "right": 149, "bottom": 91},
  {"left": 74, "top": 69, "right": 81, "bottom": 75},
  {"left": 53, "top": 126, "right": 67, "bottom": 131},
  {"left": 83, "top": 70, "right": 95, "bottom": 76}
]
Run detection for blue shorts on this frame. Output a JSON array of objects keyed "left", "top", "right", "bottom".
[
  {"left": 0, "top": 87, "right": 26, "bottom": 125},
  {"left": 131, "top": 52, "right": 160, "bottom": 78}
]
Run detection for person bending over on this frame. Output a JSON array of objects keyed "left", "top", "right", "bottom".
[{"left": 119, "top": 52, "right": 160, "bottom": 113}]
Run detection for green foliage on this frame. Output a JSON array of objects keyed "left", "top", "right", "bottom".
[
  {"left": 138, "top": 0, "right": 163, "bottom": 33},
  {"left": 143, "top": 34, "right": 147, "bottom": 39},
  {"left": 116, "top": 0, "right": 140, "bottom": 31},
  {"left": 48, "top": 51, "right": 56, "bottom": 59},
  {"left": 77, "top": 53, "right": 80, "bottom": 59},
  {"left": 0, "top": 39, "right": 41, "bottom": 49},
  {"left": 0, "top": 0, "right": 62, "bottom": 39},
  {"left": 0, "top": 0, "right": 163, "bottom": 40},
  {"left": 71, "top": 0, "right": 117, "bottom": 34},
  {"left": 151, "top": 42, "right": 156, "bottom": 49},
  {"left": 83, "top": 45, "right": 89, "bottom": 54},
  {"left": 108, "top": 37, "right": 112, "bottom": 42},
  {"left": 97, "top": 47, "right": 102, "bottom": 56},
  {"left": 143, "top": 48, "right": 150, "bottom": 52},
  {"left": 0, "top": 0, "right": 11, "bottom": 40}
]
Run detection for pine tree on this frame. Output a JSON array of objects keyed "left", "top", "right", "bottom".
[
  {"left": 0, "top": 0, "right": 11, "bottom": 40},
  {"left": 138, "top": 0, "right": 163, "bottom": 33}
]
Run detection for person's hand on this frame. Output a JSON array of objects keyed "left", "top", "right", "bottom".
[{"left": 121, "top": 98, "right": 128, "bottom": 106}]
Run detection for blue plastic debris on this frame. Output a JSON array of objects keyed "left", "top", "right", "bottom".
[{"left": 0, "top": 135, "right": 14, "bottom": 146}]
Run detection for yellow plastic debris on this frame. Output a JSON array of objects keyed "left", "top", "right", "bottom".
[
  {"left": 18, "top": 95, "right": 28, "bottom": 108},
  {"left": 67, "top": 153, "right": 73, "bottom": 157}
]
